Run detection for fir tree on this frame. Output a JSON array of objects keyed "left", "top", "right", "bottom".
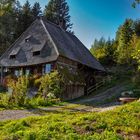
[
  {"left": 32, "top": 2, "right": 42, "bottom": 20},
  {"left": 117, "top": 19, "right": 134, "bottom": 64},
  {"left": 21, "top": 0, "right": 33, "bottom": 33},
  {"left": 44, "top": 0, "right": 73, "bottom": 32}
]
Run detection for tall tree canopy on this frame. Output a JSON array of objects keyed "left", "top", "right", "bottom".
[
  {"left": 90, "top": 37, "right": 116, "bottom": 65},
  {"left": 0, "top": 0, "right": 73, "bottom": 56},
  {"left": 0, "top": 0, "right": 15, "bottom": 16},
  {"left": 117, "top": 19, "right": 134, "bottom": 64},
  {"left": 0, "top": 0, "right": 16, "bottom": 54},
  {"left": 132, "top": 0, "right": 140, "bottom": 7},
  {"left": 32, "top": 2, "right": 42, "bottom": 19},
  {"left": 44, "top": 0, "right": 73, "bottom": 32},
  {"left": 21, "top": 0, "right": 33, "bottom": 32}
]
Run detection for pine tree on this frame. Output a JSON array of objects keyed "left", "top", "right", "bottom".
[
  {"left": 117, "top": 19, "right": 134, "bottom": 64},
  {"left": 44, "top": 0, "right": 73, "bottom": 32},
  {"left": 32, "top": 2, "right": 42, "bottom": 20},
  {"left": 133, "top": 20, "right": 140, "bottom": 37},
  {"left": 21, "top": 0, "right": 33, "bottom": 33},
  {"left": 0, "top": 0, "right": 16, "bottom": 55},
  {"left": 0, "top": 0, "right": 15, "bottom": 16},
  {"left": 13, "top": 0, "right": 23, "bottom": 38},
  {"left": 132, "top": 0, "right": 140, "bottom": 8}
]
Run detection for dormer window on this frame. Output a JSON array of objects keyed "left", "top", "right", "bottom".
[
  {"left": 25, "top": 35, "right": 32, "bottom": 43},
  {"left": 25, "top": 38, "right": 29, "bottom": 43},
  {"left": 33, "top": 51, "right": 40, "bottom": 56},
  {"left": 9, "top": 47, "right": 20, "bottom": 59},
  {"left": 10, "top": 55, "right": 16, "bottom": 59}
]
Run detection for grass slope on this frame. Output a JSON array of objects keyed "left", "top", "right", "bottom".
[{"left": 0, "top": 102, "right": 140, "bottom": 140}]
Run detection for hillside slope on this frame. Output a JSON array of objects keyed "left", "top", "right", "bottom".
[{"left": 0, "top": 101, "right": 140, "bottom": 140}]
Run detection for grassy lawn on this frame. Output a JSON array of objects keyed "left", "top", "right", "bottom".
[{"left": 0, "top": 102, "right": 140, "bottom": 140}]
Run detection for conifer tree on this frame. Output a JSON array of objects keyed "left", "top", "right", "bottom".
[
  {"left": 117, "top": 19, "right": 134, "bottom": 64},
  {"left": 44, "top": 0, "right": 73, "bottom": 32},
  {"left": 21, "top": 0, "right": 33, "bottom": 33},
  {"left": 32, "top": 2, "right": 42, "bottom": 20}
]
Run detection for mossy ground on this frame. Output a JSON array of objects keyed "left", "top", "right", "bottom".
[{"left": 0, "top": 102, "right": 140, "bottom": 140}]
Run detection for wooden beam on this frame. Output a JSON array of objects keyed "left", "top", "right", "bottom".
[
  {"left": 0, "top": 66, "right": 3, "bottom": 84},
  {"left": 57, "top": 61, "right": 77, "bottom": 69}
]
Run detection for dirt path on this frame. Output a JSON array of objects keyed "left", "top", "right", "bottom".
[
  {"left": 0, "top": 84, "right": 126, "bottom": 121},
  {"left": 0, "top": 105, "right": 120, "bottom": 121},
  {"left": 73, "top": 84, "right": 126, "bottom": 106},
  {"left": 0, "top": 110, "right": 40, "bottom": 121}
]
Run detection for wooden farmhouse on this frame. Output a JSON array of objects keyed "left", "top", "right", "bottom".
[{"left": 0, "top": 17, "right": 105, "bottom": 100}]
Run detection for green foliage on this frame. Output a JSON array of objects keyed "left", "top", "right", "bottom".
[
  {"left": 90, "top": 18, "right": 140, "bottom": 69},
  {"left": 7, "top": 76, "right": 29, "bottom": 106},
  {"left": 28, "top": 97, "right": 61, "bottom": 107},
  {"left": 44, "top": 0, "right": 73, "bottom": 32},
  {"left": 132, "top": 0, "right": 140, "bottom": 8},
  {"left": 58, "top": 66, "right": 85, "bottom": 85},
  {"left": 0, "top": 72, "right": 62, "bottom": 109},
  {"left": 0, "top": 102, "right": 140, "bottom": 139},
  {"left": 90, "top": 37, "right": 116, "bottom": 65},
  {"left": 130, "top": 33, "right": 140, "bottom": 73},
  {"left": 0, "top": 0, "right": 15, "bottom": 16},
  {"left": 0, "top": 93, "right": 11, "bottom": 109},
  {"left": 116, "top": 19, "right": 134, "bottom": 64},
  {"left": 38, "top": 71, "right": 62, "bottom": 99},
  {"left": 0, "top": 92, "right": 61, "bottom": 110},
  {"left": 0, "top": 0, "right": 73, "bottom": 56},
  {"left": 32, "top": 2, "right": 42, "bottom": 19}
]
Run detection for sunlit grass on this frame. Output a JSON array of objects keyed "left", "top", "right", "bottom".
[{"left": 0, "top": 102, "right": 139, "bottom": 140}]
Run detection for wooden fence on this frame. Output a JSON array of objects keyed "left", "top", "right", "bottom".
[{"left": 87, "top": 77, "right": 111, "bottom": 95}]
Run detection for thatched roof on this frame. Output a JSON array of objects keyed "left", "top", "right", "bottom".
[{"left": 0, "top": 18, "right": 105, "bottom": 71}]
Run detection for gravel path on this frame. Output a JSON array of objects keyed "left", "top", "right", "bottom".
[
  {"left": 0, "top": 105, "right": 120, "bottom": 121},
  {"left": 73, "top": 84, "right": 126, "bottom": 106},
  {"left": 0, "top": 84, "right": 126, "bottom": 121},
  {"left": 0, "top": 110, "right": 40, "bottom": 121}
]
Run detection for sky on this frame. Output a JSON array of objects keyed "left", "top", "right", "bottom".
[{"left": 20, "top": 0, "right": 140, "bottom": 49}]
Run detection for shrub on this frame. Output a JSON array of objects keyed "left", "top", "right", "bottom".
[
  {"left": 7, "top": 76, "right": 29, "bottom": 106},
  {"left": 0, "top": 93, "right": 10, "bottom": 108},
  {"left": 1, "top": 72, "right": 62, "bottom": 109},
  {"left": 38, "top": 71, "right": 62, "bottom": 99},
  {"left": 29, "top": 97, "right": 61, "bottom": 107},
  {"left": 29, "top": 74, "right": 42, "bottom": 88},
  {"left": 132, "top": 72, "right": 140, "bottom": 86}
]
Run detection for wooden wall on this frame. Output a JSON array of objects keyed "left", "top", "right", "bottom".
[{"left": 61, "top": 85, "right": 85, "bottom": 101}]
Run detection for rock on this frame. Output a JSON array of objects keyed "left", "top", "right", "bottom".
[{"left": 121, "top": 91, "right": 133, "bottom": 97}]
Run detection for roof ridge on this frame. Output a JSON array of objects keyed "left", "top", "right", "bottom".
[
  {"left": 40, "top": 19, "right": 59, "bottom": 56},
  {"left": 42, "top": 17, "right": 60, "bottom": 28},
  {"left": 42, "top": 17, "right": 72, "bottom": 34}
]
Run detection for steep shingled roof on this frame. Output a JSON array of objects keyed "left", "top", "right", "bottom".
[{"left": 0, "top": 18, "right": 105, "bottom": 71}]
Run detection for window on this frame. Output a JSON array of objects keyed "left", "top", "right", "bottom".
[
  {"left": 10, "top": 55, "right": 16, "bottom": 59},
  {"left": 45, "top": 64, "right": 51, "bottom": 74},
  {"left": 19, "top": 69, "right": 23, "bottom": 76},
  {"left": 33, "top": 51, "right": 40, "bottom": 56},
  {"left": 26, "top": 69, "right": 30, "bottom": 76},
  {"left": 14, "top": 70, "right": 19, "bottom": 77},
  {"left": 25, "top": 39, "right": 29, "bottom": 42},
  {"left": 25, "top": 35, "right": 32, "bottom": 43},
  {"left": 9, "top": 47, "right": 20, "bottom": 59}
]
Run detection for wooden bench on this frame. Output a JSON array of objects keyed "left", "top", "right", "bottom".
[{"left": 119, "top": 97, "right": 138, "bottom": 104}]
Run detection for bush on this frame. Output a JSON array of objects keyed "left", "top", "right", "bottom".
[
  {"left": 0, "top": 71, "right": 63, "bottom": 109},
  {"left": 0, "top": 93, "right": 10, "bottom": 108},
  {"left": 38, "top": 71, "right": 62, "bottom": 99},
  {"left": 29, "top": 97, "right": 61, "bottom": 107},
  {"left": 7, "top": 76, "right": 29, "bottom": 106},
  {"left": 132, "top": 72, "right": 140, "bottom": 86}
]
